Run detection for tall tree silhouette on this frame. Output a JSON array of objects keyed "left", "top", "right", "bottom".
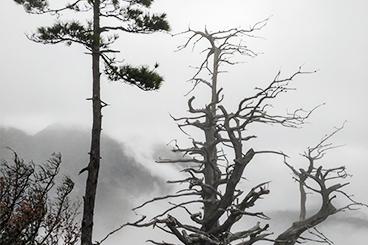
[{"left": 14, "top": 1, "right": 169, "bottom": 244}]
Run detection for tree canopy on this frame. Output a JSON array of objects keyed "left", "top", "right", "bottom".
[{"left": 16, "top": 0, "right": 170, "bottom": 90}]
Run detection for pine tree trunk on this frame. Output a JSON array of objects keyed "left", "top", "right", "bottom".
[{"left": 81, "top": 0, "right": 101, "bottom": 244}]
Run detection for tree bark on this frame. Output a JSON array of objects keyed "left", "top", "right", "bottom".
[
  {"left": 81, "top": 0, "right": 101, "bottom": 244},
  {"left": 201, "top": 46, "right": 221, "bottom": 234},
  {"left": 298, "top": 176, "right": 307, "bottom": 221},
  {"left": 274, "top": 202, "right": 336, "bottom": 245}
]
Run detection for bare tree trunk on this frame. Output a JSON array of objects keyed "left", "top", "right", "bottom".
[
  {"left": 299, "top": 159, "right": 314, "bottom": 221},
  {"left": 274, "top": 203, "right": 336, "bottom": 245},
  {"left": 81, "top": 0, "right": 101, "bottom": 244},
  {"left": 202, "top": 47, "right": 221, "bottom": 234},
  {"left": 298, "top": 177, "right": 307, "bottom": 221}
]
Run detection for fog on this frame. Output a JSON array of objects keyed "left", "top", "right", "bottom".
[
  {"left": 1, "top": 125, "right": 367, "bottom": 244},
  {"left": 1, "top": 0, "right": 368, "bottom": 244}
]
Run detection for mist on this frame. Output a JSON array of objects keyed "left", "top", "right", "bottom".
[
  {"left": 1, "top": 0, "right": 368, "bottom": 244},
  {"left": 1, "top": 125, "right": 367, "bottom": 244}
]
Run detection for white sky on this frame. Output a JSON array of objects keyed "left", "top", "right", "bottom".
[{"left": 1, "top": 0, "right": 368, "bottom": 242}]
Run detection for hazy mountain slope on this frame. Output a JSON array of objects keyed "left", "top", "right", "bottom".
[
  {"left": 0, "top": 125, "right": 170, "bottom": 238},
  {"left": 1, "top": 124, "right": 166, "bottom": 193},
  {"left": 1, "top": 126, "right": 367, "bottom": 244}
]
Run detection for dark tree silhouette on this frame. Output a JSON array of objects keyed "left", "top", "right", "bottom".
[
  {"left": 14, "top": 1, "right": 170, "bottom": 244},
  {"left": 0, "top": 150, "right": 80, "bottom": 245}
]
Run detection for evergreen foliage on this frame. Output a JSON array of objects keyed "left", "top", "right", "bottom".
[
  {"left": 104, "top": 63, "right": 163, "bottom": 90},
  {"left": 34, "top": 21, "right": 94, "bottom": 46},
  {"left": 14, "top": 0, "right": 47, "bottom": 13},
  {"left": 18, "top": 0, "right": 170, "bottom": 90}
]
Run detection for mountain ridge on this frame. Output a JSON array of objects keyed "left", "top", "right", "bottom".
[{"left": 0, "top": 124, "right": 169, "bottom": 203}]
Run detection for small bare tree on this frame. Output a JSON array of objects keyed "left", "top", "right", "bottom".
[{"left": 276, "top": 124, "right": 367, "bottom": 245}]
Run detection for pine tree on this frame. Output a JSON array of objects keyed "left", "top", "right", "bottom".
[{"left": 14, "top": 1, "right": 170, "bottom": 244}]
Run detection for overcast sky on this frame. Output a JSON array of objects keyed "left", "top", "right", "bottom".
[{"left": 1, "top": 0, "right": 368, "bottom": 243}]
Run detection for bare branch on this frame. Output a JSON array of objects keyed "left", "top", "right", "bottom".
[{"left": 132, "top": 191, "right": 201, "bottom": 211}]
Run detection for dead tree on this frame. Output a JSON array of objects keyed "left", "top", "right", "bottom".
[
  {"left": 276, "top": 124, "right": 367, "bottom": 245},
  {"left": 97, "top": 21, "right": 366, "bottom": 245},
  {"left": 96, "top": 22, "right": 321, "bottom": 245}
]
